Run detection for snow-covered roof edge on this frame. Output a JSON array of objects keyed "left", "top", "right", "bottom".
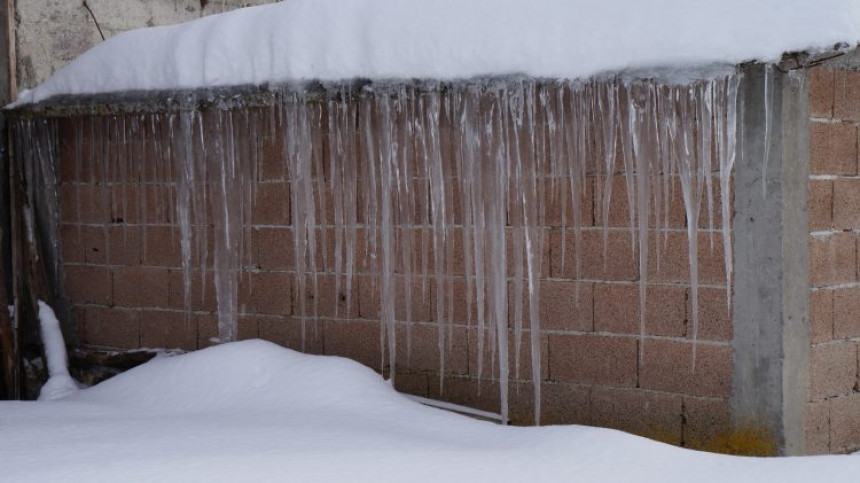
[{"left": 12, "top": 0, "right": 860, "bottom": 107}]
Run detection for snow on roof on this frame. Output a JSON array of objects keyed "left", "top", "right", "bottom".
[{"left": 15, "top": 0, "right": 860, "bottom": 105}]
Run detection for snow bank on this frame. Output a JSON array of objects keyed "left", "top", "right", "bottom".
[
  {"left": 16, "top": 0, "right": 860, "bottom": 105},
  {"left": 2, "top": 340, "right": 860, "bottom": 482}
]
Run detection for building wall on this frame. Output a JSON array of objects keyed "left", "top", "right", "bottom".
[
  {"left": 806, "top": 62, "right": 860, "bottom": 454},
  {"left": 50, "top": 87, "right": 734, "bottom": 450},
  {"left": 13, "top": 0, "right": 275, "bottom": 92}
]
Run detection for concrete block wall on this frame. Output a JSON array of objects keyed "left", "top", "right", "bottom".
[
  {"left": 53, "top": 102, "right": 734, "bottom": 450},
  {"left": 805, "top": 63, "right": 860, "bottom": 454}
]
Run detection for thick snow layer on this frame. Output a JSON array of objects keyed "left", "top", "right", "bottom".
[
  {"left": 1, "top": 340, "right": 859, "bottom": 482},
  {"left": 15, "top": 0, "right": 860, "bottom": 104}
]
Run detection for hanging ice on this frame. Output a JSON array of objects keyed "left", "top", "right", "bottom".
[{"left": 19, "top": 72, "right": 743, "bottom": 425}]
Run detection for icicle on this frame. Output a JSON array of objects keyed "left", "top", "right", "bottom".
[
  {"left": 762, "top": 64, "right": 774, "bottom": 197},
  {"left": 721, "top": 75, "right": 741, "bottom": 313},
  {"left": 677, "top": 85, "right": 704, "bottom": 369},
  {"left": 628, "top": 82, "right": 651, "bottom": 365},
  {"left": 600, "top": 81, "right": 619, "bottom": 262},
  {"left": 211, "top": 109, "right": 241, "bottom": 343},
  {"left": 177, "top": 110, "right": 196, "bottom": 320},
  {"left": 16, "top": 74, "right": 748, "bottom": 429}
]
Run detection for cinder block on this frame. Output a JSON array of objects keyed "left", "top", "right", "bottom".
[
  {"left": 238, "top": 271, "right": 292, "bottom": 315},
  {"left": 323, "top": 320, "right": 384, "bottom": 371},
  {"left": 190, "top": 226, "right": 215, "bottom": 269},
  {"left": 830, "top": 394, "right": 860, "bottom": 452},
  {"left": 139, "top": 310, "right": 197, "bottom": 351},
  {"left": 809, "top": 233, "right": 857, "bottom": 287},
  {"left": 111, "top": 184, "right": 176, "bottom": 225},
  {"left": 540, "top": 382, "right": 590, "bottom": 426},
  {"left": 809, "top": 343, "right": 857, "bottom": 400},
  {"left": 811, "top": 289, "right": 834, "bottom": 344},
  {"left": 593, "top": 283, "right": 640, "bottom": 334},
  {"left": 197, "top": 313, "right": 261, "bottom": 348},
  {"left": 65, "top": 265, "right": 112, "bottom": 305},
  {"left": 834, "top": 70, "right": 860, "bottom": 121},
  {"left": 398, "top": 323, "right": 468, "bottom": 375},
  {"left": 112, "top": 266, "right": 170, "bottom": 308},
  {"left": 258, "top": 135, "right": 287, "bottom": 181},
  {"left": 806, "top": 400, "right": 831, "bottom": 455},
  {"left": 544, "top": 176, "right": 595, "bottom": 227},
  {"left": 392, "top": 372, "right": 430, "bottom": 398},
  {"left": 810, "top": 122, "right": 857, "bottom": 176},
  {"left": 551, "top": 229, "right": 638, "bottom": 281},
  {"left": 60, "top": 184, "right": 112, "bottom": 225},
  {"left": 519, "top": 280, "right": 593, "bottom": 332},
  {"left": 251, "top": 181, "right": 290, "bottom": 225},
  {"left": 251, "top": 227, "right": 293, "bottom": 270},
  {"left": 691, "top": 287, "right": 732, "bottom": 342},
  {"left": 468, "top": 328, "right": 548, "bottom": 382},
  {"left": 548, "top": 334, "right": 638, "bottom": 387},
  {"left": 833, "top": 287, "right": 860, "bottom": 340},
  {"left": 591, "top": 388, "right": 683, "bottom": 445},
  {"left": 427, "top": 375, "right": 502, "bottom": 415},
  {"left": 60, "top": 224, "right": 84, "bottom": 263},
  {"left": 506, "top": 227, "right": 552, "bottom": 279},
  {"left": 808, "top": 179, "right": 833, "bottom": 232},
  {"left": 683, "top": 397, "right": 731, "bottom": 450},
  {"left": 258, "top": 316, "right": 324, "bottom": 354},
  {"left": 698, "top": 176, "right": 728, "bottom": 230},
  {"left": 810, "top": 66, "right": 835, "bottom": 118},
  {"left": 83, "top": 307, "right": 139, "bottom": 349},
  {"left": 357, "top": 274, "right": 418, "bottom": 321},
  {"left": 81, "top": 225, "right": 107, "bottom": 264},
  {"left": 833, "top": 179, "right": 860, "bottom": 230},
  {"left": 593, "top": 283, "right": 686, "bottom": 337},
  {"left": 108, "top": 226, "right": 142, "bottom": 266},
  {"left": 167, "top": 269, "right": 217, "bottom": 313},
  {"left": 639, "top": 339, "right": 731, "bottom": 398},
  {"left": 143, "top": 225, "right": 181, "bottom": 267},
  {"left": 649, "top": 232, "right": 726, "bottom": 285}
]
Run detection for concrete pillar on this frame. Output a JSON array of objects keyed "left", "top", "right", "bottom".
[{"left": 731, "top": 63, "right": 810, "bottom": 455}]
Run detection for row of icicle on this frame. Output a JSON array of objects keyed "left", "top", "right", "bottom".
[{"left": 15, "top": 74, "right": 741, "bottom": 425}]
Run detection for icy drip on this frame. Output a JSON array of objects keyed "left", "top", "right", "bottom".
[
  {"left": 627, "top": 84, "right": 652, "bottom": 364},
  {"left": 211, "top": 110, "right": 242, "bottom": 343},
  {"left": 762, "top": 64, "right": 774, "bottom": 197},
  {"left": 19, "top": 72, "right": 744, "bottom": 426},
  {"left": 176, "top": 111, "right": 196, "bottom": 320}
]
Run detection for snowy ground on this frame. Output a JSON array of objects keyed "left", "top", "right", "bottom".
[{"left": 1, "top": 340, "right": 859, "bottom": 482}]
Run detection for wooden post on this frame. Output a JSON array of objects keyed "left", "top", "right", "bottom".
[{"left": 0, "top": 225, "right": 15, "bottom": 399}]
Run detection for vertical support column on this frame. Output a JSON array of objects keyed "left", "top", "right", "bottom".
[
  {"left": 731, "top": 64, "right": 810, "bottom": 455},
  {"left": 0, "top": 0, "right": 16, "bottom": 400}
]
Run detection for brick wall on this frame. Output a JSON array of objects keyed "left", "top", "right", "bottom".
[
  {"left": 806, "top": 65, "right": 860, "bottom": 454},
  {"left": 51, "top": 93, "right": 733, "bottom": 449}
]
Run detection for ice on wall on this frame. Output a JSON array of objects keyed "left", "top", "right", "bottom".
[
  {"left": 14, "top": 74, "right": 740, "bottom": 424},
  {"left": 12, "top": 0, "right": 860, "bottom": 105}
]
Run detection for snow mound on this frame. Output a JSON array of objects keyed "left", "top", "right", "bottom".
[
  {"left": 66, "top": 339, "right": 396, "bottom": 413},
  {"left": 16, "top": 0, "right": 860, "bottom": 105},
  {"left": 2, "top": 340, "right": 860, "bottom": 482}
]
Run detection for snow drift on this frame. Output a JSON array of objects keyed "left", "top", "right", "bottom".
[
  {"left": 1, "top": 340, "right": 860, "bottom": 482},
  {"left": 15, "top": 0, "right": 860, "bottom": 104}
]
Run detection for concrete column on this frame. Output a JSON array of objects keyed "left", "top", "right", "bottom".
[{"left": 731, "top": 63, "right": 810, "bottom": 455}]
